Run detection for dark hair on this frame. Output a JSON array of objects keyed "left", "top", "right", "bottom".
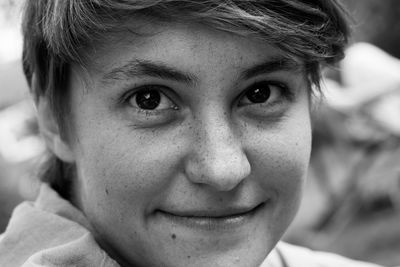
[{"left": 22, "top": 0, "right": 349, "bottom": 199}]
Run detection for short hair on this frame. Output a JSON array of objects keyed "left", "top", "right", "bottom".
[{"left": 22, "top": 0, "right": 349, "bottom": 199}]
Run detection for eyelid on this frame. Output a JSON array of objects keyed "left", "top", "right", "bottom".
[
  {"left": 118, "top": 84, "right": 180, "bottom": 116},
  {"left": 119, "top": 85, "right": 161, "bottom": 103},
  {"left": 121, "top": 84, "right": 175, "bottom": 103},
  {"left": 237, "top": 80, "right": 294, "bottom": 107}
]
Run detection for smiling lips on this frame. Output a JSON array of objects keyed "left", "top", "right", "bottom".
[{"left": 156, "top": 203, "right": 265, "bottom": 231}]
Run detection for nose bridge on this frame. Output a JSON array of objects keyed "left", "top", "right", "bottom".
[
  {"left": 199, "top": 110, "right": 234, "bottom": 159},
  {"left": 185, "top": 108, "right": 251, "bottom": 191}
]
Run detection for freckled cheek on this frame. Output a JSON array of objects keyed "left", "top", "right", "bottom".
[
  {"left": 258, "top": 154, "right": 307, "bottom": 202},
  {"left": 78, "top": 135, "right": 183, "bottom": 206},
  {"left": 272, "top": 157, "right": 307, "bottom": 205},
  {"left": 251, "top": 132, "right": 311, "bottom": 201},
  {"left": 250, "top": 143, "right": 309, "bottom": 235}
]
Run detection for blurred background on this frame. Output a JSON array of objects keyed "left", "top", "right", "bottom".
[{"left": 0, "top": 0, "right": 399, "bottom": 265}]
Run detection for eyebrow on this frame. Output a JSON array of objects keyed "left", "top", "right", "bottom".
[
  {"left": 102, "top": 56, "right": 302, "bottom": 85},
  {"left": 102, "top": 59, "right": 198, "bottom": 85},
  {"left": 240, "top": 56, "right": 302, "bottom": 80}
]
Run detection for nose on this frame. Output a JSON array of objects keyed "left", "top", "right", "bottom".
[{"left": 184, "top": 110, "right": 251, "bottom": 191}]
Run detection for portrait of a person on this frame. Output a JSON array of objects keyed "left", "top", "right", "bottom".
[{"left": 0, "top": 1, "right": 387, "bottom": 266}]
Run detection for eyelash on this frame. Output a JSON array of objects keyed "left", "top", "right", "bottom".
[
  {"left": 237, "top": 81, "right": 294, "bottom": 107},
  {"left": 120, "top": 84, "right": 176, "bottom": 108},
  {"left": 120, "top": 80, "right": 294, "bottom": 114}
]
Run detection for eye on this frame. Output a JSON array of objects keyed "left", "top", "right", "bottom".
[
  {"left": 128, "top": 86, "right": 177, "bottom": 111},
  {"left": 239, "top": 81, "right": 288, "bottom": 106}
]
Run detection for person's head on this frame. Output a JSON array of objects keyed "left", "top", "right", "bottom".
[{"left": 22, "top": 1, "right": 348, "bottom": 266}]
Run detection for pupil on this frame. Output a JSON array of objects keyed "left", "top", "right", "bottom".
[
  {"left": 136, "top": 90, "right": 161, "bottom": 110},
  {"left": 246, "top": 86, "right": 270, "bottom": 103}
]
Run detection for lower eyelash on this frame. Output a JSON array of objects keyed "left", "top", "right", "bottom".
[{"left": 134, "top": 108, "right": 164, "bottom": 116}]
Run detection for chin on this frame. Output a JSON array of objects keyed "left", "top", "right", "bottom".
[
  {"left": 148, "top": 242, "right": 273, "bottom": 267},
  {"left": 138, "top": 224, "right": 280, "bottom": 267}
]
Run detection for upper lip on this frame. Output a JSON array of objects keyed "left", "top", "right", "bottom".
[{"left": 157, "top": 203, "right": 264, "bottom": 218}]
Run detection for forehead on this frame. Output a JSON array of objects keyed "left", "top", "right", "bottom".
[{"left": 81, "top": 19, "right": 304, "bottom": 79}]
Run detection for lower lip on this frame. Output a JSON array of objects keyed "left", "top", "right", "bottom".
[{"left": 155, "top": 203, "right": 265, "bottom": 232}]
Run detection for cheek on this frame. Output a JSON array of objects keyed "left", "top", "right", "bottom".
[
  {"left": 247, "top": 111, "right": 312, "bottom": 210},
  {"left": 254, "top": 138, "right": 310, "bottom": 212},
  {"left": 73, "top": 125, "right": 185, "bottom": 215}
]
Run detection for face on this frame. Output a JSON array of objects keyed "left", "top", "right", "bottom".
[{"left": 64, "top": 20, "right": 312, "bottom": 267}]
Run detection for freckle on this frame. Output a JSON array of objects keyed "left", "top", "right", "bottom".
[
  {"left": 171, "top": 233, "right": 176, "bottom": 240},
  {"left": 187, "top": 255, "right": 191, "bottom": 259},
  {"left": 105, "top": 188, "right": 109, "bottom": 195}
]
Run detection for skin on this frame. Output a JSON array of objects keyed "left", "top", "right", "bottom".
[{"left": 49, "top": 20, "right": 312, "bottom": 266}]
